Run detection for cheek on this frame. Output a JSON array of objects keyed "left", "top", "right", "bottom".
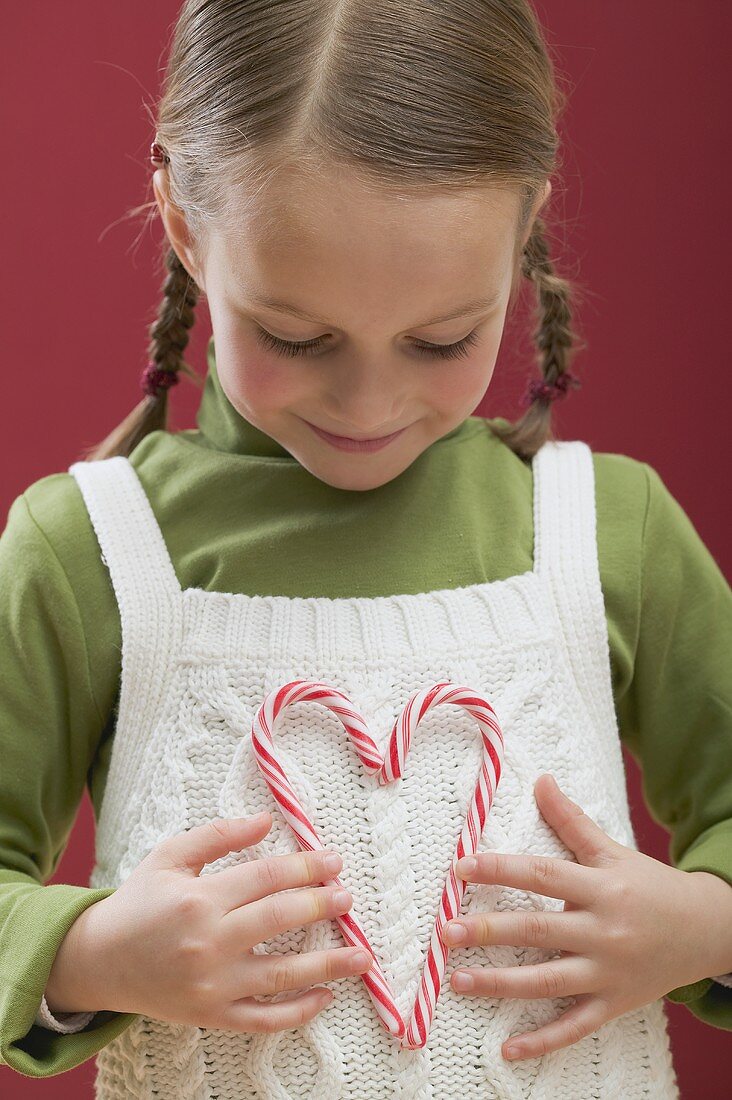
[
  {"left": 228, "top": 352, "right": 307, "bottom": 411},
  {"left": 213, "top": 312, "right": 313, "bottom": 413},
  {"left": 426, "top": 357, "right": 494, "bottom": 408}
]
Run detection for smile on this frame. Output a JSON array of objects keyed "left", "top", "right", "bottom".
[{"left": 303, "top": 419, "right": 408, "bottom": 453}]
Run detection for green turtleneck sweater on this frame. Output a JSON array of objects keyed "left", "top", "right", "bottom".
[{"left": 1, "top": 338, "right": 731, "bottom": 1078}]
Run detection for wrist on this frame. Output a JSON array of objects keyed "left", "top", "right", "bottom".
[
  {"left": 685, "top": 871, "right": 732, "bottom": 979},
  {"left": 45, "top": 899, "right": 112, "bottom": 1015}
]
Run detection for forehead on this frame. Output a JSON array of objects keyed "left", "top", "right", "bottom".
[
  {"left": 218, "top": 164, "right": 518, "bottom": 253},
  {"left": 208, "top": 166, "right": 520, "bottom": 320}
]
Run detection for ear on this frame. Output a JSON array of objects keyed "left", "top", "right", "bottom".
[
  {"left": 517, "top": 179, "right": 553, "bottom": 254},
  {"left": 152, "top": 169, "right": 206, "bottom": 291}
]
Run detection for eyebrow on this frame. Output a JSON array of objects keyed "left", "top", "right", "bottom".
[{"left": 249, "top": 292, "right": 502, "bottom": 328}]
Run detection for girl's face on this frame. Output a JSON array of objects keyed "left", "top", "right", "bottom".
[{"left": 154, "top": 166, "right": 549, "bottom": 491}]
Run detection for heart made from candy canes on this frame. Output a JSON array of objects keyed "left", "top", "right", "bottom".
[{"left": 250, "top": 680, "right": 505, "bottom": 1050}]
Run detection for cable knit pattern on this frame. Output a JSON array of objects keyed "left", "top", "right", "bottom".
[{"left": 58, "top": 440, "right": 681, "bottom": 1098}]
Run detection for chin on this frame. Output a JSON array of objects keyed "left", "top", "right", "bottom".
[{"left": 297, "top": 454, "right": 412, "bottom": 492}]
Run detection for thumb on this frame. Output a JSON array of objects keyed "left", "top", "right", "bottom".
[
  {"left": 534, "top": 774, "right": 626, "bottom": 867},
  {"left": 152, "top": 811, "right": 273, "bottom": 875}
]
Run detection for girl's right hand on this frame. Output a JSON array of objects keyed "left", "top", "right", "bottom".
[{"left": 64, "top": 811, "right": 372, "bottom": 1033}]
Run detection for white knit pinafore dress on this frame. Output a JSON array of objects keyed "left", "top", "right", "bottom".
[{"left": 68, "top": 439, "right": 680, "bottom": 1100}]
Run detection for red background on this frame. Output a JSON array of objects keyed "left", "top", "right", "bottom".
[{"left": 1, "top": 2, "right": 729, "bottom": 1095}]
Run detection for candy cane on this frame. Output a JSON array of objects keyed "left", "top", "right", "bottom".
[{"left": 250, "top": 680, "right": 505, "bottom": 1049}]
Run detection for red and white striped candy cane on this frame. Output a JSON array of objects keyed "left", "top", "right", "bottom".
[{"left": 250, "top": 679, "right": 504, "bottom": 1049}]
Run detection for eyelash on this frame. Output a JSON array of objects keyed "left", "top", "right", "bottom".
[{"left": 254, "top": 326, "right": 480, "bottom": 361}]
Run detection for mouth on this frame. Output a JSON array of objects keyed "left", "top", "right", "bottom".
[{"left": 302, "top": 418, "right": 409, "bottom": 453}]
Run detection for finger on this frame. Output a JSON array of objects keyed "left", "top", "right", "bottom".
[
  {"left": 152, "top": 812, "right": 274, "bottom": 876},
  {"left": 218, "top": 986, "right": 335, "bottom": 1034},
  {"left": 221, "top": 883, "right": 356, "bottom": 949},
  {"left": 534, "top": 774, "right": 628, "bottom": 868},
  {"left": 451, "top": 955, "right": 596, "bottom": 1000},
  {"left": 442, "top": 909, "right": 595, "bottom": 954},
  {"left": 221, "top": 945, "right": 373, "bottom": 1000},
  {"left": 456, "top": 850, "right": 603, "bottom": 907},
  {"left": 502, "top": 992, "right": 609, "bottom": 1061},
  {"left": 211, "top": 847, "right": 345, "bottom": 911}
]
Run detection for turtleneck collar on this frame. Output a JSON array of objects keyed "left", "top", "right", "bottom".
[{"left": 195, "top": 334, "right": 474, "bottom": 458}]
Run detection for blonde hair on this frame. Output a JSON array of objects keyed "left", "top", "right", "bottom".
[{"left": 83, "top": 0, "right": 587, "bottom": 464}]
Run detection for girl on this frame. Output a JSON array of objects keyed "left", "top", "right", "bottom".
[{"left": 1, "top": 1, "right": 730, "bottom": 1096}]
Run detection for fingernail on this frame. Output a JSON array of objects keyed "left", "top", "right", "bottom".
[
  {"left": 333, "top": 889, "right": 352, "bottom": 907},
  {"left": 453, "top": 971, "right": 474, "bottom": 991},
  {"left": 324, "top": 852, "right": 343, "bottom": 872},
  {"left": 444, "top": 921, "right": 467, "bottom": 944},
  {"left": 504, "top": 1043, "right": 520, "bottom": 1059},
  {"left": 456, "top": 856, "right": 476, "bottom": 876},
  {"left": 350, "top": 950, "right": 371, "bottom": 967}
]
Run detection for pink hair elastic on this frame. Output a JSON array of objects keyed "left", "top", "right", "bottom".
[
  {"left": 140, "top": 362, "right": 180, "bottom": 398},
  {"left": 522, "top": 370, "right": 580, "bottom": 407}
]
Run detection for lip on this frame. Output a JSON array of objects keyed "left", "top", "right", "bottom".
[{"left": 303, "top": 419, "right": 408, "bottom": 452}]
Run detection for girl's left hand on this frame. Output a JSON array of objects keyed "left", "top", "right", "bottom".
[{"left": 442, "top": 772, "right": 729, "bottom": 1062}]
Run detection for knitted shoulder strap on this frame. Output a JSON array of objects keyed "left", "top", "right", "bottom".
[
  {"left": 531, "top": 439, "right": 617, "bottom": 739},
  {"left": 68, "top": 455, "right": 182, "bottom": 599},
  {"left": 67, "top": 457, "right": 184, "bottom": 809}
]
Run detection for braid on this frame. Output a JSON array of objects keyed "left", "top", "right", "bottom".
[
  {"left": 145, "top": 245, "right": 200, "bottom": 395},
  {"left": 80, "top": 244, "right": 203, "bottom": 461},
  {"left": 491, "top": 216, "right": 585, "bottom": 463}
]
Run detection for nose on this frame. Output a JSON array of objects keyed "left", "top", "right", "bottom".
[{"left": 325, "top": 366, "right": 405, "bottom": 435}]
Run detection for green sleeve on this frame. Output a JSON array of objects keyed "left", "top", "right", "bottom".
[
  {"left": 0, "top": 491, "right": 138, "bottom": 1078},
  {"left": 615, "top": 462, "right": 732, "bottom": 1027}
]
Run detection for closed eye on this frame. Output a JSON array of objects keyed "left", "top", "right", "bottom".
[{"left": 254, "top": 326, "right": 480, "bottom": 361}]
